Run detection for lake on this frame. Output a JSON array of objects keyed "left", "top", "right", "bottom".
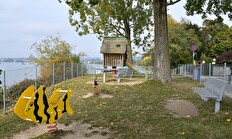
[{"left": 0, "top": 62, "right": 37, "bottom": 88}]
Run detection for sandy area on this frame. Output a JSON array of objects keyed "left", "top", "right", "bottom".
[{"left": 13, "top": 122, "right": 111, "bottom": 139}]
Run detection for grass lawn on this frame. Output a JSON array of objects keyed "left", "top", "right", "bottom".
[{"left": 1, "top": 75, "right": 232, "bottom": 138}]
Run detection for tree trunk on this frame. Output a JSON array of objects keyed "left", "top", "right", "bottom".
[
  {"left": 153, "top": 0, "right": 172, "bottom": 84},
  {"left": 126, "top": 38, "right": 133, "bottom": 63},
  {"left": 124, "top": 25, "right": 133, "bottom": 64}
]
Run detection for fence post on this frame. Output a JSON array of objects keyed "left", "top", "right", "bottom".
[
  {"left": 77, "top": 63, "right": 79, "bottom": 77},
  {"left": 3, "top": 70, "right": 6, "bottom": 114},
  {"left": 200, "top": 63, "right": 202, "bottom": 83},
  {"left": 35, "top": 66, "right": 38, "bottom": 90},
  {"left": 53, "top": 63, "right": 55, "bottom": 85},
  {"left": 71, "top": 63, "right": 74, "bottom": 78},
  {"left": 209, "top": 63, "right": 211, "bottom": 78},
  {"left": 185, "top": 64, "right": 187, "bottom": 76},
  {"left": 63, "top": 62, "right": 66, "bottom": 81},
  {"left": 224, "top": 63, "right": 227, "bottom": 81},
  {"left": 80, "top": 63, "right": 82, "bottom": 76}
]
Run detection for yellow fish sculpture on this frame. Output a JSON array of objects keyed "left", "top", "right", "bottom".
[{"left": 14, "top": 85, "right": 73, "bottom": 124}]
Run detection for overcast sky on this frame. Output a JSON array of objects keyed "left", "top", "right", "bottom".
[{"left": 0, "top": 0, "right": 231, "bottom": 58}]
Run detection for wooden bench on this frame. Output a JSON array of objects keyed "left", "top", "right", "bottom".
[
  {"left": 116, "top": 68, "right": 134, "bottom": 83},
  {"left": 193, "top": 78, "right": 227, "bottom": 113}
]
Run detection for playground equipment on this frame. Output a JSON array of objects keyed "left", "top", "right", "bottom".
[
  {"left": 93, "top": 75, "right": 100, "bottom": 94},
  {"left": 14, "top": 85, "right": 73, "bottom": 132},
  {"left": 100, "top": 37, "right": 148, "bottom": 80},
  {"left": 125, "top": 60, "right": 148, "bottom": 79}
]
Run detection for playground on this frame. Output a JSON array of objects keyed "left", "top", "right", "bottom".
[
  {"left": 2, "top": 37, "right": 232, "bottom": 138},
  {"left": 1, "top": 75, "right": 232, "bottom": 138}
]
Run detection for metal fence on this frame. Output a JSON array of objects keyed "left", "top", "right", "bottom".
[
  {"left": 172, "top": 63, "right": 232, "bottom": 83},
  {"left": 0, "top": 62, "right": 90, "bottom": 114}
]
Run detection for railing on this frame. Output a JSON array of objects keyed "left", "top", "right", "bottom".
[{"left": 172, "top": 63, "right": 232, "bottom": 83}]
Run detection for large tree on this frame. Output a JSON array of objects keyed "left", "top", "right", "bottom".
[
  {"left": 58, "top": 0, "right": 153, "bottom": 63},
  {"left": 152, "top": 0, "right": 232, "bottom": 83}
]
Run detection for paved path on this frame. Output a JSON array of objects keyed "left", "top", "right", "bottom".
[{"left": 225, "top": 84, "right": 232, "bottom": 98}]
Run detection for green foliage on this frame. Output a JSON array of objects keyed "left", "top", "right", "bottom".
[
  {"left": 59, "top": 0, "right": 153, "bottom": 61},
  {"left": 210, "top": 25, "right": 232, "bottom": 57},
  {"left": 198, "top": 20, "right": 232, "bottom": 58},
  {"left": 169, "top": 20, "right": 202, "bottom": 66},
  {"left": 6, "top": 79, "right": 35, "bottom": 106},
  {"left": 185, "top": 0, "right": 232, "bottom": 20}
]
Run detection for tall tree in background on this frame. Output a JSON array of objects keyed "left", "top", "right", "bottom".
[
  {"left": 152, "top": 0, "right": 231, "bottom": 83},
  {"left": 200, "top": 20, "right": 232, "bottom": 58},
  {"left": 58, "top": 0, "right": 153, "bottom": 63},
  {"left": 169, "top": 17, "right": 201, "bottom": 68}
]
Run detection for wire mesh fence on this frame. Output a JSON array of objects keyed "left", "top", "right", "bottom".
[{"left": 0, "top": 62, "right": 89, "bottom": 114}]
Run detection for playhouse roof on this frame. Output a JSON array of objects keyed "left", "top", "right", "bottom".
[{"left": 100, "top": 37, "right": 127, "bottom": 54}]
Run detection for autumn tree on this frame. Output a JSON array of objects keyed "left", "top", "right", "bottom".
[
  {"left": 29, "top": 35, "right": 81, "bottom": 79},
  {"left": 58, "top": 0, "right": 153, "bottom": 63}
]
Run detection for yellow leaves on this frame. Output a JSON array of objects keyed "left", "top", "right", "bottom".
[
  {"left": 181, "top": 132, "right": 185, "bottom": 135},
  {"left": 225, "top": 112, "right": 231, "bottom": 123},
  {"left": 142, "top": 55, "right": 152, "bottom": 66},
  {"left": 178, "top": 131, "right": 186, "bottom": 135},
  {"left": 186, "top": 115, "right": 191, "bottom": 118}
]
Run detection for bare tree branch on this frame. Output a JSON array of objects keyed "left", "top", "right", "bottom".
[
  {"left": 110, "top": 23, "right": 125, "bottom": 36},
  {"left": 167, "top": 0, "right": 181, "bottom": 6}
]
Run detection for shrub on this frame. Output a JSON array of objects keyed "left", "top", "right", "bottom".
[{"left": 216, "top": 51, "right": 232, "bottom": 64}]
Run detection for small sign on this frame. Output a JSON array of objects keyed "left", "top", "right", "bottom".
[{"left": 191, "top": 45, "right": 197, "bottom": 51}]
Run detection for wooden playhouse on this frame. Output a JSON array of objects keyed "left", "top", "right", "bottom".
[{"left": 100, "top": 37, "right": 128, "bottom": 68}]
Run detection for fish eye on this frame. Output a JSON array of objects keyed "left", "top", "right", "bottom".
[{"left": 30, "top": 102, "right": 34, "bottom": 106}]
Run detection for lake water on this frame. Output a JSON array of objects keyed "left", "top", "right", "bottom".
[{"left": 0, "top": 62, "right": 37, "bottom": 88}]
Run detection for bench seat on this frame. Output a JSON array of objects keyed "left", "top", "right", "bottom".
[
  {"left": 193, "top": 88, "right": 219, "bottom": 100},
  {"left": 193, "top": 78, "right": 227, "bottom": 113},
  {"left": 116, "top": 68, "right": 134, "bottom": 83}
]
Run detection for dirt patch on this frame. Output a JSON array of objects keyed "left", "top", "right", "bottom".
[
  {"left": 100, "top": 94, "right": 113, "bottom": 99},
  {"left": 81, "top": 93, "right": 113, "bottom": 99},
  {"left": 13, "top": 122, "right": 111, "bottom": 139},
  {"left": 82, "top": 93, "right": 94, "bottom": 98},
  {"left": 165, "top": 99, "right": 198, "bottom": 117},
  {"left": 86, "top": 78, "right": 146, "bottom": 86}
]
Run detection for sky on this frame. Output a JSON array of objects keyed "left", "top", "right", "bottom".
[{"left": 0, "top": 0, "right": 231, "bottom": 58}]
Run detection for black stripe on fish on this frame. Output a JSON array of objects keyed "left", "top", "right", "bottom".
[
  {"left": 42, "top": 87, "right": 51, "bottom": 124},
  {"left": 34, "top": 92, "right": 42, "bottom": 123},
  {"left": 62, "top": 93, "right": 68, "bottom": 113},
  {"left": 54, "top": 106, "right": 58, "bottom": 120}
]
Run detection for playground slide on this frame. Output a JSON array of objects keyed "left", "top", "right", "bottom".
[{"left": 125, "top": 60, "right": 148, "bottom": 78}]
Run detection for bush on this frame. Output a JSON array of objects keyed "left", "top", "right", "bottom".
[
  {"left": 6, "top": 79, "right": 35, "bottom": 104},
  {"left": 5, "top": 77, "right": 53, "bottom": 106},
  {"left": 216, "top": 51, "right": 232, "bottom": 64}
]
